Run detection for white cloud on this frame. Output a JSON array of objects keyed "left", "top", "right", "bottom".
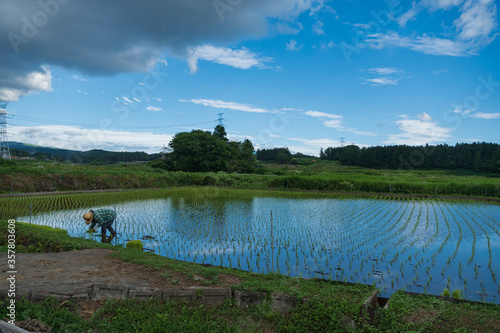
[
  {"left": 387, "top": 0, "right": 498, "bottom": 56},
  {"left": 305, "top": 111, "right": 343, "bottom": 128},
  {"left": 367, "top": 32, "right": 473, "bottom": 56},
  {"left": 366, "top": 78, "right": 400, "bottom": 86},
  {"left": 286, "top": 39, "right": 303, "bottom": 51},
  {"left": 122, "top": 97, "right": 134, "bottom": 104},
  {"left": 418, "top": 112, "right": 433, "bottom": 122},
  {"left": 346, "top": 129, "right": 377, "bottom": 136},
  {"left": 179, "top": 98, "right": 271, "bottom": 113},
  {"left": 320, "top": 40, "right": 336, "bottom": 49},
  {"left": 471, "top": 112, "right": 500, "bottom": 119},
  {"left": 186, "top": 45, "right": 272, "bottom": 73},
  {"left": 452, "top": 105, "right": 473, "bottom": 115},
  {"left": 385, "top": 112, "right": 453, "bottom": 145},
  {"left": 455, "top": 0, "right": 498, "bottom": 40},
  {"left": 313, "top": 20, "right": 325, "bottom": 35},
  {"left": 368, "top": 67, "right": 402, "bottom": 75},
  {"left": 72, "top": 75, "right": 87, "bottom": 82},
  {"left": 322, "top": 119, "right": 342, "bottom": 128},
  {"left": 9, "top": 125, "right": 174, "bottom": 154},
  {"left": 304, "top": 110, "right": 377, "bottom": 136},
  {"left": 146, "top": 106, "right": 163, "bottom": 112},
  {"left": 425, "top": 0, "right": 464, "bottom": 10},
  {"left": 364, "top": 67, "right": 406, "bottom": 86},
  {"left": 289, "top": 137, "right": 342, "bottom": 154},
  {"left": 287, "top": 138, "right": 371, "bottom": 155},
  {"left": 305, "top": 110, "right": 342, "bottom": 120},
  {"left": 398, "top": 5, "right": 420, "bottom": 27},
  {"left": 0, "top": 66, "right": 52, "bottom": 102}
]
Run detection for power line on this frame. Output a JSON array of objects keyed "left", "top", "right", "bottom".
[{"left": 8, "top": 114, "right": 213, "bottom": 130}]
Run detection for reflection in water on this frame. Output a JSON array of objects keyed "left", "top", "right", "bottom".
[{"left": 20, "top": 195, "right": 500, "bottom": 304}]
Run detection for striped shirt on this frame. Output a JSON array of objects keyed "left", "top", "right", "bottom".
[{"left": 89, "top": 209, "right": 116, "bottom": 228}]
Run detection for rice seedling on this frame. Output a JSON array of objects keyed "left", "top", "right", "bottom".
[{"left": 5, "top": 187, "right": 500, "bottom": 304}]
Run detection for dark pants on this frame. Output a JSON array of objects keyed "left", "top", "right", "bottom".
[{"left": 101, "top": 220, "right": 116, "bottom": 237}]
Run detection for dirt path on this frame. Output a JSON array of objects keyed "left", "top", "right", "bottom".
[{"left": 0, "top": 249, "right": 242, "bottom": 301}]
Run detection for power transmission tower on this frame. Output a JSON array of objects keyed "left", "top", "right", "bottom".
[
  {"left": 217, "top": 113, "right": 226, "bottom": 126},
  {"left": 339, "top": 137, "right": 346, "bottom": 147},
  {"left": 0, "top": 103, "right": 12, "bottom": 160}
]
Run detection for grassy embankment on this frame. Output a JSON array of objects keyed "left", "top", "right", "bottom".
[
  {"left": 1, "top": 219, "right": 499, "bottom": 332},
  {"left": 1, "top": 159, "right": 499, "bottom": 198}
]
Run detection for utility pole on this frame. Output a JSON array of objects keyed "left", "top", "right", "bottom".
[
  {"left": 339, "top": 137, "right": 346, "bottom": 147},
  {"left": 0, "top": 103, "right": 12, "bottom": 160},
  {"left": 217, "top": 113, "right": 225, "bottom": 126}
]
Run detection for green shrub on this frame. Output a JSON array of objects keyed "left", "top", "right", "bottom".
[
  {"left": 442, "top": 288, "right": 451, "bottom": 297},
  {"left": 202, "top": 175, "right": 217, "bottom": 186},
  {"left": 126, "top": 240, "right": 143, "bottom": 251},
  {"left": 451, "top": 289, "right": 462, "bottom": 299}
]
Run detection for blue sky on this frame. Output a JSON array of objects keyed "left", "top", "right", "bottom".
[{"left": 0, "top": 0, "right": 499, "bottom": 154}]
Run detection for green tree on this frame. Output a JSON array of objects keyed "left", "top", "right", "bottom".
[
  {"left": 488, "top": 147, "right": 500, "bottom": 172},
  {"left": 169, "top": 130, "right": 230, "bottom": 172},
  {"left": 227, "top": 139, "right": 256, "bottom": 173},
  {"left": 275, "top": 152, "right": 290, "bottom": 164},
  {"left": 339, "top": 145, "right": 360, "bottom": 166},
  {"left": 239, "top": 139, "right": 256, "bottom": 172},
  {"left": 213, "top": 125, "right": 228, "bottom": 142},
  {"left": 473, "top": 151, "right": 483, "bottom": 172}
]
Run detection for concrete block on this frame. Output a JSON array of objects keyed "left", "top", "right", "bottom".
[
  {"left": 198, "top": 288, "right": 231, "bottom": 305},
  {"left": 361, "top": 290, "right": 379, "bottom": 324},
  {"left": 162, "top": 289, "right": 196, "bottom": 302},
  {"left": 234, "top": 290, "right": 267, "bottom": 308},
  {"left": 271, "top": 293, "right": 296, "bottom": 313},
  {"left": 91, "top": 283, "right": 129, "bottom": 301},
  {"left": 341, "top": 315, "right": 358, "bottom": 329},
  {"left": 128, "top": 287, "right": 161, "bottom": 299},
  {"left": 71, "top": 292, "right": 90, "bottom": 302},
  {"left": 30, "top": 293, "right": 70, "bottom": 302}
]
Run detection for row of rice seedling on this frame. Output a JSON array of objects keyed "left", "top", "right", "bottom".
[{"left": 5, "top": 188, "right": 500, "bottom": 303}]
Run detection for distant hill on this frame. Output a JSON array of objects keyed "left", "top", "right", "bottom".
[
  {"left": 8, "top": 142, "right": 161, "bottom": 164},
  {"left": 9, "top": 141, "right": 82, "bottom": 157}
]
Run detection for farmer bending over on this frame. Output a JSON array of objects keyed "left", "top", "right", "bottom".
[{"left": 83, "top": 209, "right": 117, "bottom": 242}]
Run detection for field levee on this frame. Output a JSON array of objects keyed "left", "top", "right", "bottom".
[{"left": 1, "top": 161, "right": 499, "bottom": 198}]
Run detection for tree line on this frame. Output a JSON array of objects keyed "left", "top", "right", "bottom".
[
  {"left": 10, "top": 147, "right": 160, "bottom": 164},
  {"left": 320, "top": 142, "right": 500, "bottom": 172}
]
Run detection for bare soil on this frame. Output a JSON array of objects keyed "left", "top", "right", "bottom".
[{"left": 0, "top": 249, "right": 242, "bottom": 300}]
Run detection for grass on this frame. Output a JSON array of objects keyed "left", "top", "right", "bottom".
[
  {"left": 1, "top": 159, "right": 499, "bottom": 198},
  {"left": 379, "top": 291, "right": 500, "bottom": 332},
  {"left": 1, "top": 220, "right": 499, "bottom": 332}
]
